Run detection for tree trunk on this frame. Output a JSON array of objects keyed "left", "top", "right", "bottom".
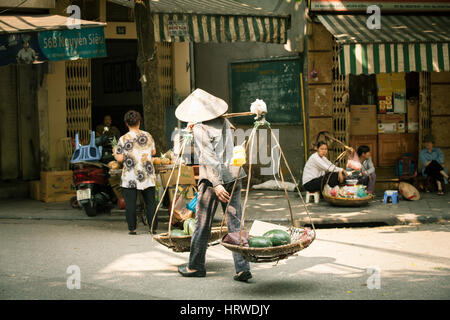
[{"left": 134, "top": 0, "right": 166, "bottom": 153}]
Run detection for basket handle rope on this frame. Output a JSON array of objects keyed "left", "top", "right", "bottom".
[
  {"left": 219, "top": 128, "right": 255, "bottom": 237},
  {"left": 235, "top": 119, "right": 319, "bottom": 248},
  {"left": 150, "top": 132, "right": 191, "bottom": 237},
  {"left": 268, "top": 127, "right": 316, "bottom": 234}
]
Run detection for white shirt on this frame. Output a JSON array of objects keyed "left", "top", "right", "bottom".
[{"left": 302, "top": 152, "right": 343, "bottom": 185}]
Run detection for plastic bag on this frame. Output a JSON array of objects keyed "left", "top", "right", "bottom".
[{"left": 346, "top": 151, "right": 362, "bottom": 171}]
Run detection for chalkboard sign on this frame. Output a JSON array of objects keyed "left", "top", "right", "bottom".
[{"left": 229, "top": 57, "right": 303, "bottom": 125}]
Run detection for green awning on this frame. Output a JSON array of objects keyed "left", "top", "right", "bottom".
[
  {"left": 153, "top": 13, "right": 288, "bottom": 44},
  {"left": 112, "top": 0, "right": 290, "bottom": 44},
  {"left": 317, "top": 14, "right": 450, "bottom": 75}
]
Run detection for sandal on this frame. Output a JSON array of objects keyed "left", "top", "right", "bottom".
[{"left": 437, "top": 190, "right": 444, "bottom": 196}]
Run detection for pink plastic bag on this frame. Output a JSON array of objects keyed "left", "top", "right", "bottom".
[{"left": 346, "top": 151, "right": 362, "bottom": 171}]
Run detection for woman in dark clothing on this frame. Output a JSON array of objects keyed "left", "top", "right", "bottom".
[{"left": 113, "top": 110, "right": 158, "bottom": 234}]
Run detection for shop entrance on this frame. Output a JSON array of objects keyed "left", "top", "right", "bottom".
[{"left": 348, "top": 72, "right": 420, "bottom": 170}]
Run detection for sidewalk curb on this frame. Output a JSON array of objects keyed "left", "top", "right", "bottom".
[{"left": 1, "top": 214, "right": 448, "bottom": 227}]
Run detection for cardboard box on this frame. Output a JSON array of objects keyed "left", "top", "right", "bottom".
[
  {"left": 350, "top": 105, "right": 378, "bottom": 135},
  {"left": 393, "top": 91, "right": 406, "bottom": 114},
  {"left": 160, "top": 165, "right": 196, "bottom": 187},
  {"left": 40, "top": 171, "right": 76, "bottom": 203},
  {"left": 29, "top": 180, "right": 41, "bottom": 201},
  {"left": 168, "top": 185, "right": 196, "bottom": 203},
  {"left": 377, "top": 114, "right": 406, "bottom": 133}
]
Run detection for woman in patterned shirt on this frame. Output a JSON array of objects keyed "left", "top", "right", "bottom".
[{"left": 113, "top": 110, "right": 157, "bottom": 235}]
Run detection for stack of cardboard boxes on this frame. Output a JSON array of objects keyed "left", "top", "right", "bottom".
[
  {"left": 375, "top": 73, "right": 418, "bottom": 133},
  {"left": 349, "top": 73, "right": 419, "bottom": 168}
]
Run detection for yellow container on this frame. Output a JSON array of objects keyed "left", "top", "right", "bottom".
[{"left": 232, "top": 145, "right": 246, "bottom": 166}]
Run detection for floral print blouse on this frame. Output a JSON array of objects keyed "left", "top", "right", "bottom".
[{"left": 116, "top": 130, "right": 156, "bottom": 190}]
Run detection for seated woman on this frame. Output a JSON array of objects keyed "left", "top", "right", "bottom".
[
  {"left": 419, "top": 134, "right": 449, "bottom": 195},
  {"left": 302, "top": 142, "right": 347, "bottom": 192},
  {"left": 357, "top": 145, "right": 376, "bottom": 194}
]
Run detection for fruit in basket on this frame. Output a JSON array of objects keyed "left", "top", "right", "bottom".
[
  {"left": 161, "top": 158, "right": 170, "bottom": 165},
  {"left": 183, "top": 218, "right": 196, "bottom": 235},
  {"left": 162, "top": 150, "right": 175, "bottom": 160},
  {"left": 248, "top": 236, "right": 273, "bottom": 248},
  {"left": 152, "top": 157, "right": 162, "bottom": 165},
  {"left": 263, "top": 229, "right": 291, "bottom": 246},
  {"left": 170, "top": 229, "right": 186, "bottom": 237},
  {"left": 108, "top": 161, "right": 120, "bottom": 170}
]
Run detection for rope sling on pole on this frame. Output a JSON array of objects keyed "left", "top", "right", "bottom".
[
  {"left": 220, "top": 117, "right": 316, "bottom": 263},
  {"left": 151, "top": 129, "right": 228, "bottom": 252}
]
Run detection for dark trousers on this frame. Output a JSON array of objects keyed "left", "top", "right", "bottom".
[
  {"left": 303, "top": 172, "right": 340, "bottom": 192},
  {"left": 122, "top": 187, "right": 156, "bottom": 231},
  {"left": 188, "top": 179, "right": 250, "bottom": 274},
  {"left": 424, "top": 160, "right": 445, "bottom": 187}
]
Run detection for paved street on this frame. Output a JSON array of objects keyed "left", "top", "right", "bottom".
[{"left": 1, "top": 218, "right": 449, "bottom": 300}]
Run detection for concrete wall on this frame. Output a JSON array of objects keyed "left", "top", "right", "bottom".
[
  {"left": 194, "top": 43, "right": 305, "bottom": 183},
  {"left": 41, "top": 61, "right": 68, "bottom": 171},
  {"left": 192, "top": 1, "right": 308, "bottom": 184}
]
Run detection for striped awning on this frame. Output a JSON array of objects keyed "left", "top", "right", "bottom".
[
  {"left": 317, "top": 14, "right": 450, "bottom": 75},
  {"left": 113, "top": 0, "right": 290, "bottom": 44}
]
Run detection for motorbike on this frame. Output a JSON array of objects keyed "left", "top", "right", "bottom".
[{"left": 70, "top": 131, "right": 117, "bottom": 217}]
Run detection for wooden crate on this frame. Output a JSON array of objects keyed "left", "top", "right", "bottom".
[
  {"left": 308, "top": 51, "right": 333, "bottom": 84},
  {"left": 431, "top": 84, "right": 450, "bottom": 116},
  {"left": 431, "top": 116, "right": 450, "bottom": 148},
  {"left": 40, "top": 171, "right": 76, "bottom": 203},
  {"left": 308, "top": 84, "right": 333, "bottom": 117},
  {"left": 349, "top": 135, "right": 378, "bottom": 167}
]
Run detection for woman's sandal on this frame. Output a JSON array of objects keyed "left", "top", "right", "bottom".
[{"left": 437, "top": 191, "right": 444, "bottom": 196}]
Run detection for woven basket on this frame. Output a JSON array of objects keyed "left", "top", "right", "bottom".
[
  {"left": 323, "top": 193, "right": 374, "bottom": 207},
  {"left": 153, "top": 227, "right": 228, "bottom": 253},
  {"left": 221, "top": 227, "right": 315, "bottom": 263}
]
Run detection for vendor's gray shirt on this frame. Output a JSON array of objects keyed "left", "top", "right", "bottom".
[
  {"left": 193, "top": 118, "right": 246, "bottom": 187},
  {"left": 361, "top": 158, "right": 375, "bottom": 175}
]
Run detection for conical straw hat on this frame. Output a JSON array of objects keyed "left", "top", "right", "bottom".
[
  {"left": 175, "top": 88, "right": 228, "bottom": 123},
  {"left": 399, "top": 182, "right": 420, "bottom": 201}
]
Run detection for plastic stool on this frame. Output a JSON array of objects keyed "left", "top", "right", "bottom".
[
  {"left": 306, "top": 191, "right": 320, "bottom": 204},
  {"left": 383, "top": 190, "right": 399, "bottom": 204}
]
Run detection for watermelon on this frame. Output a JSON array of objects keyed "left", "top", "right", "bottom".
[
  {"left": 183, "top": 218, "right": 196, "bottom": 235},
  {"left": 248, "top": 236, "right": 273, "bottom": 248},
  {"left": 170, "top": 229, "right": 186, "bottom": 237},
  {"left": 263, "top": 229, "right": 291, "bottom": 246}
]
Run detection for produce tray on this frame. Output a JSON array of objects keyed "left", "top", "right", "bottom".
[
  {"left": 322, "top": 193, "right": 374, "bottom": 207},
  {"left": 153, "top": 227, "right": 228, "bottom": 252},
  {"left": 221, "top": 227, "right": 315, "bottom": 263}
]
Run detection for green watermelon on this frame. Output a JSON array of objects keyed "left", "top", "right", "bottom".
[
  {"left": 263, "top": 229, "right": 291, "bottom": 246},
  {"left": 248, "top": 236, "right": 273, "bottom": 248},
  {"left": 170, "top": 229, "right": 186, "bottom": 237},
  {"left": 183, "top": 218, "right": 196, "bottom": 235}
]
